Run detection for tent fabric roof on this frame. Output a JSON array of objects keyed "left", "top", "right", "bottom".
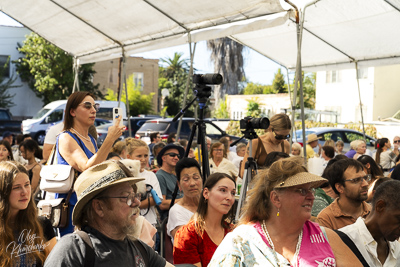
[{"left": 2, "top": 0, "right": 400, "bottom": 70}]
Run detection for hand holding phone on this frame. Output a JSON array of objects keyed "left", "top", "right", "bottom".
[{"left": 113, "top": 107, "right": 123, "bottom": 127}]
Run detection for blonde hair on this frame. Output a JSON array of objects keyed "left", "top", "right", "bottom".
[
  {"left": 125, "top": 137, "right": 148, "bottom": 155},
  {"left": 240, "top": 157, "right": 306, "bottom": 224},
  {"left": 323, "top": 139, "right": 335, "bottom": 148},
  {"left": 292, "top": 142, "right": 302, "bottom": 151},
  {"left": 110, "top": 140, "right": 127, "bottom": 156},
  {"left": 269, "top": 113, "right": 291, "bottom": 132}
]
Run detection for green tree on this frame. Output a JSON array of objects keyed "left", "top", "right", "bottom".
[
  {"left": 272, "top": 68, "right": 287, "bottom": 93},
  {"left": 0, "top": 58, "right": 19, "bottom": 108},
  {"left": 212, "top": 96, "right": 229, "bottom": 118},
  {"left": 159, "top": 53, "right": 194, "bottom": 117},
  {"left": 243, "top": 82, "right": 275, "bottom": 95},
  {"left": 207, "top": 38, "right": 245, "bottom": 105},
  {"left": 291, "top": 72, "right": 316, "bottom": 109},
  {"left": 105, "top": 74, "right": 154, "bottom": 116},
  {"left": 14, "top": 33, "right": 102, "bottom": 104},
  {"left": 246, "top": 98, "right": 262, "bottom": 117}
]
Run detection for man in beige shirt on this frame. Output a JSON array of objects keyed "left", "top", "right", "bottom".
[{"left": 317, "top": 158, "right": 371, "bottom": 230}]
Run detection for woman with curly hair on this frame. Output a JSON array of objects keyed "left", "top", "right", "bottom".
[
  {"left": 0, "top": 161, "right": 56, "bottom": 267},
  {"left": 173, "top": 172, "right": 236, "bottom": 266}
]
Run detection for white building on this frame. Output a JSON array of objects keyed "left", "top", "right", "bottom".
[
  {"left": 0, "top": 26, "right": 43, "bottom": 119},
  {"left": 316, "top": 65, "right": 400, "bottom": 123}
]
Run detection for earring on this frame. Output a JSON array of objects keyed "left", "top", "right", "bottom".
[{"left": 277, "top": 209, "right": 280, "bottom": 217}]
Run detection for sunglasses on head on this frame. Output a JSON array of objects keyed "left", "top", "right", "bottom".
[
  {"left": 79, "top": 102, "right": 100, "bottom": 112},
  {"left": 165, "top": 153, "right": 181, "bottom": 159},
  {"left": 272, "top": 129, "right": 290, "bottom": 140}
]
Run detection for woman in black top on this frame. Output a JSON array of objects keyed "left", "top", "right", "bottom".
[
  {"left": 0, "top": 161, "right": 56, "bottom": 267},
  {"left": 19, "top": 139, "right": 42, "bottom": 192}
]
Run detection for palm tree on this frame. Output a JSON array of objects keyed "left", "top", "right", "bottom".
[
  {"left": 160, "top": 52, "right": 190, "bottom": 79},
  {"left": 207, "top": 38, "right": 245, "bottom": 105}
]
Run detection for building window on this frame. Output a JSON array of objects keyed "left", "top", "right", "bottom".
[
  {"left": 326, "top": 70, "right": 341, "bottom": 83},
  {"left": 0, "top": 55, "right": 11, "bottom": 78},
  {"left": 357, "top": 68, "right": 368, "bottom": 79},
  {"left": 132, "top": 72, "right": 144, "bottom": 91}
]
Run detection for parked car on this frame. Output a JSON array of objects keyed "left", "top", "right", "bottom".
[
  {"left": 135, "top": 117, "right": 245, "bottom": 145},
  {"left": 0, "top": 108, "right": 22, "bottom": 139},
  {"left": 293, "top": 127, "right": 376, "bottom": 152}
]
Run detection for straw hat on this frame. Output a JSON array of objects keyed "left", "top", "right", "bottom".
[
  {"left": 306, "top": 133, "right": 321, "bottom": 143},
  {"left": 72, "top": 160, "right": 144, "bottom": 226},
  {"left": 273, "top": 172, "right": 327, "bottom": 189}
]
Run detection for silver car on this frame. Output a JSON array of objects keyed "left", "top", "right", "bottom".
[{"left": 293, "top": 127, "right": 376, "bottom": 152}]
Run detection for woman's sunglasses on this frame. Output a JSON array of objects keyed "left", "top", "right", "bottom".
[
  {"left": 79, "top": 102, "right": 100, "bottom": 112},
  {"left": 272, "top": 129, "right": 290, "bottom": 140}
]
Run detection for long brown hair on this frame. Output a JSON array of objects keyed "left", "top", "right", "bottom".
[
  {"left": 0, "top": 140, "right": 13, "bottom": 161},
  {"left": 269, "top": 113, "right": 292, "bottom": 132},
  {"left": 239, "top": 157, "right": 306, "bottom": 224},
  {"left": 64, "top": 91, "right": 96, "bottom": 131},
  {"left": 0, "top": 161, "right": 46, "bottom": 266},
  {"left": 375, "top": 138, "right": 388, "bottom": 166},
  {"left": 194, "top": 172, "right": 236, "bottom": 236}
]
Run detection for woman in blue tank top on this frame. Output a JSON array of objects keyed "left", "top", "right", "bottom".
[{"left": 56, "top": 92, "right": 125, "bottom": 236}]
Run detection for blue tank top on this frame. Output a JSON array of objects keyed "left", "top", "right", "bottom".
[{"left": 55, "top": 131, "right": 98, "bottom": 235}]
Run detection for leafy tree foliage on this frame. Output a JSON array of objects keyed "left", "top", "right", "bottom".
[
  {"left": 0, "top": 58, "right": 19, "bottom": 108},
  {"left": 243, "top": 82, "right": 275, "bottom": 95},
  {"left": 14, "top": 33, "right": 102, "bottom": 104},
  {"left": 105, "top": 74, "right": 154, "bottom": 116},
  {"left": 291, "top": 72, "right": 316, "bottom": 109},
  {"left": 212, "top": 96, "right": 229, "bottom": 118},
  {"left": 246, "top": 98, "right": 263, "bottom": 117},
  {"left": 159, "top": 52, "right": 194, "bottom": 117},
  {"left": 272, "top": 68, "right": 288, "bottom": 93}
]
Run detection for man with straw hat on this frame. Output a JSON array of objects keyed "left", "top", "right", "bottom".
[
  {"left": 44, "top": 160, "right": 173, "bottom": 266},
  {"left": 301, "top": 133, "right": 322, "bottom": 159}
]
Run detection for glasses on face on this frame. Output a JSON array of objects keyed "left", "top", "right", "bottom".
[
  {"left": 272, "top": 129, "right": 290, "bottom": 140},
  {"left": 79, "top": 101, "right": 100, "bottom": 112},
  {"left": 165, "top": 153, "right": 181, "bottom": 159},
  {"left": 345, "top": 174, "right": 372, "bottom": 184},
  {"left": 181, "top": 173, "right": 201, "bottom": 182},
  {"left": 214, "top": 149, "right": 224, "bottom": 152},
  {"left": 291, "top": 188, "right": 316, "bottom": 196},
  {"left": 394, "top": 140, "right": 400, "bottom": 144},
  {"left": 97, "top": 192, "right": 142, "bottom": 206}
]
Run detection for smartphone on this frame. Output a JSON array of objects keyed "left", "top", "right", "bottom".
[{"left": 113, "top": 107, "right": 123, "bottom": 127}]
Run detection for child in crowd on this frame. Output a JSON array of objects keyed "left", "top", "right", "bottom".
[{"left": 336, "top": 140, "right": 345, "bottom": 154}]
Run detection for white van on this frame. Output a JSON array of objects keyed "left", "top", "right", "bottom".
[{"left": 22, "top": 100, "right": 127, "bottom": 144}]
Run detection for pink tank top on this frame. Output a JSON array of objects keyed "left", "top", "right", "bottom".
[{"left": 254, "top": 221, "right": 336, "bottom": 267}]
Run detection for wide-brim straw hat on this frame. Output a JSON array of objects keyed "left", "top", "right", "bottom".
[
  {"left": 273, "top": 172, "right": 328, "bottom": 189},
  {"left": 72, "top": 160, "right": 144, "bottom": 226},
  {"left": 306, "top": 133, "right": 321, "bottom": 143}
]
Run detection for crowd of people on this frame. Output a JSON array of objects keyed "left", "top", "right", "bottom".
[{"left": 2, "top": 91, "right": 400, "bottom": 266}]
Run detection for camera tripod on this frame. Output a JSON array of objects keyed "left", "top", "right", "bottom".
[
  {"left": 231, "top": 128, "right": 259, "bottom": 222},
  {"left": 169, "top": 76, "right": 223, "bottom": 208}
]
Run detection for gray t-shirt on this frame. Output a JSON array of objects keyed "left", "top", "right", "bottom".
[
  {"left": 156, "top": 169, "right": 183, "bottom": 220},
  {"left": 44, "top": 226, "right": 166, "bottom": 267}
]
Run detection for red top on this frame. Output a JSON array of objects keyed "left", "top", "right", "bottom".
[{"left": 173, "top": 220, "right": 232, "bottom": 266}]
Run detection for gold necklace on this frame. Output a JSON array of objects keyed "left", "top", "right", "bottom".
[
  {"left": 71, "top": 127, "right": 91, "bottom": 142},
  {"left": 261, "top": 220, "right": 303, "bottom": 267}
]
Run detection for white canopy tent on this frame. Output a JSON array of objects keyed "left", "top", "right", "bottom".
[
  {"left": 1, "top": 0, "right": 399, "bottom": 69},
  {"left": 2, "top": 0, "right": 400, "bottom": 154}
]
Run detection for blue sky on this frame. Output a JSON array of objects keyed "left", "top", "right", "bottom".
[{"left": 0, "top": 12, "right": 283, "bottom": 85}]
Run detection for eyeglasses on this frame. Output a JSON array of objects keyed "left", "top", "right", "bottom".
[
  {"left": 272, "top": 129, "right": 290, "bottom": 140},
  {"left": 345, "top": 174, "right": 372, "bottom": 184},
  {"left": 79, "top": 102, "right": 100, "bottom": 112},
  {"left": 97, "top": 192, "right": 142, "bottom": 206},
  {"left": 213, "top": 149, "right": 224, "bottom": 152},
  {"left": 165, "top": 153, "right": 181, "bottom": 159},
  {"left": 394, "top": 140, "right": 400, "bottom": 144},
  {"left": 292, "top": 188, "right": 316, "bottom": 196}
]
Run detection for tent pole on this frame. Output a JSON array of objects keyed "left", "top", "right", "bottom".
[
  {"left": 286, "top": 67, "right": 296, "bottom": 148},
  {"left": 177, "top": 33, "right": 196, "bottom": 140},
  {"left": 355, "top": 61, "right": 366, "bottom": 140},
  {"left": 72, "top": 57, "right": 80, "bottom": 93}
]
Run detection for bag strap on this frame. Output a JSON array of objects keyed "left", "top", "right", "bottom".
[
  {"left": 133, "top": 239, "right": 149, "bottom": 267},
  {"left": 76, "top": 230, "right": 95, "bottom": 267},
  {"left": 47, "top": 144, "right": 57, "bottom": 165},
  {"left": 334, "top": 230, "right": 370, "bottom": 267}
]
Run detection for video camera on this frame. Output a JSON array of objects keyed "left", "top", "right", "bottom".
[
  {"left": 240, "top": 116, "right": 270, "bottom": 131},
  {"left": 192, "top": 73, "right": 223, "bottom": 99}
]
